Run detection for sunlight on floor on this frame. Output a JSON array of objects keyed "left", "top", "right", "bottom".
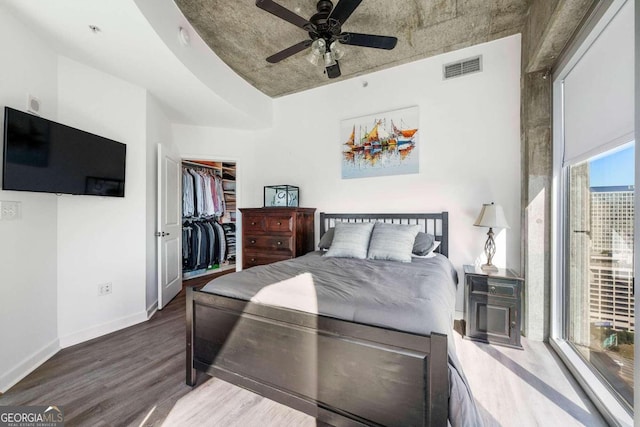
[
  {"left": 160, "top": 378, "right": 316, "bottom": 427},
  {"left": 138, "top": 405, "right": 157, "bottom": 426},
  {"left": 454, "top": 333, "right": 607, "bottom": 426}
]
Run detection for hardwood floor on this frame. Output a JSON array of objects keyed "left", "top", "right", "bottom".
[
  {"left": 1, "top": 289, "right": 607, "bottom": 426},
  {"left": 0, "top": 289, "right": 313, "bottom": 427}
]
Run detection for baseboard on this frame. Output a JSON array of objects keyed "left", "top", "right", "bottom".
[
  {"left": 0, "top": 338, "right": 60, "bottom": 393},
  {"left": 59, "top": 310, "right": 148, "bottom": 348},
  {"left": 147, "top": 301, "right": 158, "bottom": 319}
]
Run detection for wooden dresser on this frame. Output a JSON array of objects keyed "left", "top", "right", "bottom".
[{"left": 240, "top": 207, "right": 316, "bottom": 269}]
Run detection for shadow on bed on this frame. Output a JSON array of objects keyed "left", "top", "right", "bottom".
[{"left": 186, "top": 274, "right": 326, "bottom": 425}]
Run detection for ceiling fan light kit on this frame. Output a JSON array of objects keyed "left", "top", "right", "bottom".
[
  {"left": 306, "top": 39, "right": 326, "bottom": 65},
  {"left": 256, "top": 0, "right": 398, "bottom": 79},
  {"left": 330, "top": 41, "right": 345, "bottom": 60}
]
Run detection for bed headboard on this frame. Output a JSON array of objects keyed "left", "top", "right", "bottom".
[{"left": 319, "top": 212, "right": 449, "bottom": 257}]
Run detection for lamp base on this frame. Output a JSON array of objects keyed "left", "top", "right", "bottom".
[{"left": 481, "top": 263, "right": 499, "bottom": 273}]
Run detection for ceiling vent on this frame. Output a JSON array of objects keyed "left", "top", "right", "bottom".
[{"left": 443, "top": 56, "right": 482, "bottom": 80}]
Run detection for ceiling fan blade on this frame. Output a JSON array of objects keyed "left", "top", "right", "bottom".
[
  {"left": 326, "top": 61, "right": 341, "bottom": 79},
  {"left": 329, "top": 0, "right": 363, "bottom": 25},
  {"left": 340, "top": 32, "right": 398, "bottom": 50},
  {"left": 256, "top": 0, "right": 312, "bottom": 30},
  {"left": 266, "top": 40, "right": 313, "bottom": 63}
]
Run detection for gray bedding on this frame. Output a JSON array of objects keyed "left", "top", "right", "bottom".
[{"left": 201, "top": 251, "right": 483, "bottom": 427}]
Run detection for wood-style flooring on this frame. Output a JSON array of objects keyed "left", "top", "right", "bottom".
[{"left": 0, "top": 288, "right": 608, "bottom": 426}]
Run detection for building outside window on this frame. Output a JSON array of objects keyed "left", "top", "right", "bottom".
[{"left": 567, "top": 145, "right": 635, "bottom": 408}]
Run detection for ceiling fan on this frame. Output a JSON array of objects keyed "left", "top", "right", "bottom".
[{"left": 256, "top": 0, "right": 398, "bottom": 79}]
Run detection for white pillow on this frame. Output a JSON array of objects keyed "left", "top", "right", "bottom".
[
  {"left": 324, "top": 222, "right": 374, "bottom": 259},
  {"left": 367, "top": 223, "right": 421, "bottom": 263}
]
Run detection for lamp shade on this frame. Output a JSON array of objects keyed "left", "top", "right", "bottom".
[{"left": 474, "top": 203, "right": 510, "bottom": 229}]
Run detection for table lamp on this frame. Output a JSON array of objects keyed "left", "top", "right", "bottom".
[{"left": 474, "top": 202, "right": 510, "bottom": 272}]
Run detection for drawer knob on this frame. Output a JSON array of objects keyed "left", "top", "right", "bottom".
[
  {"left": 277, "top": 221, "right": 282, "bottom": 225},
  {"left": 250, "top": 240, "right": 256, "bottom": 244},
  {"left": 251, "top": 221, "right": 256, "bottom": 226},
  {"left": 251, "top": 258, "right": 256, "bottom": 262},
  {"left": 490, "top": 286, "right": 496, "bottom": 294},
  {"left": 277, "top": 241, "right": 282, "bottom": 246}
]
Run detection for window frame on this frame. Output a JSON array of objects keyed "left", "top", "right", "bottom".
[{"left": 551, "top": 0, "right": 635, "bottom": 425}]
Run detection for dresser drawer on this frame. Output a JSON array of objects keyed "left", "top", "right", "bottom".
[
  {"left": 244, "top": 252, "right": 292, "bottom": 268},
  {"left": 244, "top": 235, "right": 293, "bottom": 253},
  {"left": 244, "top": 216, "right": 265, "bottom": 233},
  {"left": 265, "top": 215, "right": 293, "bottom": 233},
  {"left": 468, "top": 275, "right": 518, "bottom": 299}
]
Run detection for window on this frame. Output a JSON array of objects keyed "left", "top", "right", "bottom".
[
  {"left": 552, "top": 0, "right": 634, "bottom": 424},
  {"left": 567, "top": 144, "right": 635, "bottom": 408}
]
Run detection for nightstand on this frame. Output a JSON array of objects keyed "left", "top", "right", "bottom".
[{"left": 464, "top": 265, "right": 523, "bottom": 348}]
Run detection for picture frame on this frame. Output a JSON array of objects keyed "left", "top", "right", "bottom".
[{"left": 341, "top": 106, "right": 419, "bottom": 179}]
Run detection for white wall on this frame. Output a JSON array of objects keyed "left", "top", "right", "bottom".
[
  {"left": 56, "top": 57, "right": 148, "bottom": 346},
  {"left": 0, "top": 5, "right": 179, "bottom": 392},
  {"left": 0, "top": 8, "right": 60, "bottom": 392},
  {"left": 175, "top": 35, "right": 522, "bottom": 312}
]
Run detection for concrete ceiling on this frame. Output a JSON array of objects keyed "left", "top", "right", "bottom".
[{"left": 176, "top": 0, "right": 531, "bottom": 97}]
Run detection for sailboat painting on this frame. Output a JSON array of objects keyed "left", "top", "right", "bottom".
[{"left": 341, "top": 106, "right": 419, "bottom": 179}]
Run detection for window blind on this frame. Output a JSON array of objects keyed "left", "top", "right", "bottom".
[{"left": 562, "top": 0, "right": 634, "bottom": 166}]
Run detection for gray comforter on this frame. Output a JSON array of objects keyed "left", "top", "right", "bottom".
[{"left": 201, "top": 251, "right": 483, "bottom": 427}]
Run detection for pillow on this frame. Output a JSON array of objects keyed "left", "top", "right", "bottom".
[
  {"left": 324, "top": 222, "right": 375, "bottom": 259},
  {"left": 367, "top": 223, "right": 421, "bottom": 263},
  {"left": 318, "top": 227, "right": 335, "bottom": 250},
  {"left": 413, "top": 232, "right": 436, "bottom": 256},
  {"left": 412, "top": 241, "right": 441, "bottom": 258}
]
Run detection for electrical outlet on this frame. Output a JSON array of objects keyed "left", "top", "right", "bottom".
[
  {"left": 98, "top": 282, "right": 112, "bottom": 296},
  {"left": 0, "top": 201, "right": 21, "bottom": 221}
]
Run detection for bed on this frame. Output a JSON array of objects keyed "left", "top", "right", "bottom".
[{"left": 186, "top": 212, "right": 481, "bottom": 426}]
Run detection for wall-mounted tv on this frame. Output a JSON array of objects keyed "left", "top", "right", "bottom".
[{"left": 2, "top": 107, "right": 126, "bottom": 197}]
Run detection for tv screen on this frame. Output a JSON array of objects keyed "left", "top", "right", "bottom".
[{"left": 2, "top": 107, "right": 126, "bottom": 197}]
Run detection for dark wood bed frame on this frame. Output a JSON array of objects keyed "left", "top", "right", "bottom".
[{"left": 186, "top": 212, "right": 450, "bottom": 426}]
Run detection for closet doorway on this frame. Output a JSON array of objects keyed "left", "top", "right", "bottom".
[{"left": 181, "top": 159, "right": 237, "bottom": 282}]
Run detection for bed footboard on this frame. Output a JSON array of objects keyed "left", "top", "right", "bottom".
[{"left": 186, "top": 287, "right": 449, "bottom": 426}]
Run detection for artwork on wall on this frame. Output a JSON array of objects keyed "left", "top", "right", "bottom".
[{"left": 341, "top": 106, "right": 419, "bottom": 179}]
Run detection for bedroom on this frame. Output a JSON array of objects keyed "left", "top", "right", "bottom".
[{"left": 0, "top": 0, "right": 636, "bottom": 426}]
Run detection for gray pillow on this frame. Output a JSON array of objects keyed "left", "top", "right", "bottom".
[
  {"left": 318, "top": 227, "right": 335, "bottom": 250},
  {"left": 368, "top": 223, "right": 421, "bottom": 262},
  {"left": 413, "top": 232, "right": 436, "bottom": 256},
  {"left": 324, "top": 222, "right": 374, "bottom": 259}
]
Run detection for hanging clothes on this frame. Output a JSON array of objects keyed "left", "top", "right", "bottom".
[
  {"left": 182, "top": 166, "right": 225, "bottom": 219},
  {"left": 182, "top": 169, "right": 195, "bottom": 217},
  {"left": 182, "top": 218, "right": 230, "bottom": 273}
]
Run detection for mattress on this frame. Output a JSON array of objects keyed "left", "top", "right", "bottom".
[{"left": 202, "top": 251, "right": 458, "bottom": 337}]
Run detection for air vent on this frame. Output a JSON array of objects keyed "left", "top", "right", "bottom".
[{"left": 443, "top": 56, "right": 482, "bottom": 80}]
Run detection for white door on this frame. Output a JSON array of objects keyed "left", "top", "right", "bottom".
[{"left": 157, "top": 144, "right": 182, "bottom": 309}]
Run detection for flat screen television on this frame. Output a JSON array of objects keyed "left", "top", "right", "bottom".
[{"left": 2, "top": 107, "right": 126, "bottom": 197}]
